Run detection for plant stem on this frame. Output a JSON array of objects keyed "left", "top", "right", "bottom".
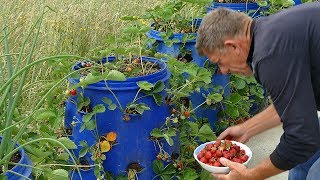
[
  {"left": 5, "top": 170, "right": 31, "bottom": 180},
  {"left": 190, "top": 101, "right": 206, "bottom": 113}
]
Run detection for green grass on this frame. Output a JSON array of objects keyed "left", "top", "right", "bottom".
[{"left": 0, "top": 0, "right": 165, "bottom": 112}]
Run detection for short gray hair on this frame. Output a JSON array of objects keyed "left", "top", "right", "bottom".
[{"left": 196, "top": 8, "right": 251, "bottom": 56}]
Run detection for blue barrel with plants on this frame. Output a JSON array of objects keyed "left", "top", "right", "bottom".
[
  {"left": 147, "top": 18, "right": 230, "bottom": 130},
  {"left": 147, "top": 19, "right": 207, "bottom": 67},
  {"left": 65, "top": 56, "right": 179, "bottom": 179},
  {"left": 206, "top": 2, "right": 263, "bottom": 18},
  {"left": 190, "top": 74, "right": 230, "bottom": 131},
  {"left": 0, "top": 137, "right": 33, "bottom": 179}
]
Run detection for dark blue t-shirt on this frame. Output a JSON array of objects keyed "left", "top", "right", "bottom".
[{"left": 248, "top": 2, "right": 320, "bottom": 170}]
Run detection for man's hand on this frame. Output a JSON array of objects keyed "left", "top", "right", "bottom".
[
  {"left": 211, "top": 158, "right": 260, "bottom": 180},
  {"left": 218, "top": 124, "right": 250, "bottom": 143}
]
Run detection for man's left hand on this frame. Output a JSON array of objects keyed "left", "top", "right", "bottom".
[{"left": 211, "top": 157, "right": 256, "bottom": 180}]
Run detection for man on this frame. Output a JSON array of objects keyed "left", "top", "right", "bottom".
[{"left": 196, "top": 2, "right": 320, "bottom": 180}]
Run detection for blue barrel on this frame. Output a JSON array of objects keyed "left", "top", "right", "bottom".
[
  {"left": 147, "top": 19, "right": 207, "bottom": 67},
  {"left": 66, "top": 56, "right": 179, "bottom": 179},
  {"left": 206, "top": 2, "right": 263, "bottom": 18},
  {"left": 147, "top": 19, "right": 230, "bottom": 129},
  {"left": 190, "top": 74, "right": 230, "bottom": 130},
  {"left": 1, "top": 137, "right": 33, "bottom": 179},
  {"left": 293, "top": 0, "right": 301, "bottom": 5}
]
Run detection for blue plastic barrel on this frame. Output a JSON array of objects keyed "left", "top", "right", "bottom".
[
  {"left": 1, "top": 137, "right": 33, "bottom": 179},
  {"left": 206, "top": 2, "right": 263, "bottom": 18},
  {"left": 190, "top": 74, "right": 230, "bottom": 130},
  {"left": 147, "top": 19, "right": 208, "bottom": 67},
  {"left": 66, "top": 56, "right": 179, "bottom": 179},
  {"left": 147, "top": 19, "right": 230, "bottom": 130},
  {"left": 293, "top": 0, "right": 301, "bottom": 5}
]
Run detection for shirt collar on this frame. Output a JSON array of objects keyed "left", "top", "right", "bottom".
[{"left": 247, "top": 19, "right": 255, "bottom": 70}]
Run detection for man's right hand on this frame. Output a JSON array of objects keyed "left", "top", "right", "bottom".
[{"left": 217, "top": 124, "right": 250, "bottom": 143}]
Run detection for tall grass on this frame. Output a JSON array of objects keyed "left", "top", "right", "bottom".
[{"left": 0, "top": 0, "right": 163, "bottom": 113}]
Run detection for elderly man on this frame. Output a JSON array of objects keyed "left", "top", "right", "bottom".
[{"left": 196, "top": 2, "right": 320, "bottom": 180}]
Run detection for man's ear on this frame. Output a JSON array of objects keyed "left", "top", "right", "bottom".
[{"left": 224, "top": 39, "right": 240, "bottom": 55}]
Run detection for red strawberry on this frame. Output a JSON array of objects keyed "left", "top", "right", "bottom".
[
  {"left": 200, "top": 157, "right": 207, "bottom": 163},
  {"left": 240, "top": 155, "right": 249, "bottom": 162},
  {"left": 205, "top": 151, "right": 212, "bottom": 159},
  {"left": 216, "top": 150, "right": 223, "bottom": 157},
  {"left": 213, "top": 161, "right": 221, "bottom": 167}
]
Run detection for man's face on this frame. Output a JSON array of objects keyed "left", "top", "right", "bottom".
[{"left": 204, "top": 45, "right": 253, "bottom": 77}]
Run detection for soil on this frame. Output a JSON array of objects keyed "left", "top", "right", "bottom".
[
  {"left": 79, "top": 158, "right": 91, "bottom": 170},
  {"left": 79, "top": 105, "right": 92, "bottom": 114},
  {"left": 214, "top": 0, "right": 256, "bottom": 3},
  {"left": 79, "top": 58, "right": 162, "bottom": 78},
  {"left": 0, "top": 152, "right": 21, "bottom": 173},
  {"left": 127, "top": 162, "right": 144, "bottom": 173},
  {"left": 65, "top": 128, "right": 73, "bottom": 136}
]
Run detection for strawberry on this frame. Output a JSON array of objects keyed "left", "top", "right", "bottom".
[
  {"left": 205, "top": 151, "right": 212, "bottom": 159},
  {"left": 184, "top": 111, "right": 190, "bottom": 118},
  {"left": 213, "top": 161, "right": 221, "bottom": 167},
  {"left": 70, "top": 89, "right": 77, "bottom": 96}
]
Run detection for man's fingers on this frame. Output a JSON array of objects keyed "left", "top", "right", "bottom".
[
  {"left": 217, "top": 129, "right": 229, "bottom": 140},
  {"left": 219, "top": 157, "right": 238, "bottom": 170},
  {"left": 211, "top": 173, "right": 227, "bottom": 180}
]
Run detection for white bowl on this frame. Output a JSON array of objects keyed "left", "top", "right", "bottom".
[{"left": 193, "top": 140, "right": 252, "bottom": 174}]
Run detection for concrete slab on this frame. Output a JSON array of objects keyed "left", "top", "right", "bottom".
[{"left": 246, "top": 125, "right": 289, "bottom": 180}]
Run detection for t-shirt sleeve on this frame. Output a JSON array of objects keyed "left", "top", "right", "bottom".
[{"left": 255, "top": 52, "right": 320, "bottom": 170}]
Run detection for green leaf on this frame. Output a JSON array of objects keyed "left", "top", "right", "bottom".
[
  {"left": 49, "top": 169, "right": 69, "bottom": 180},
  {"left": 83, "top": 113, "right": 93, "bottom": 122},
  {"left": 181, "top": 169, "right": 198, "bottom": 180},
  {"left": 93, "top": 104, "right": 106, "bottom": 113},
  {"left": 139, "top": 26, "right": 153, "bottom": 33},
  {"left": 198, "top": 124, "right": 216, "bottom": 141},
  {"left": 229, "top": 93, "right": 242, "bottom": 103},
  {"left": 196, "top": 68, "right": 212, "bottom": 84},
  {"left": 162, "top": 164, "right": 176, "bottom": 175},
  {"left": 226, "top": 104, "right": 239, "bottom": 119},
  {"left": 199, "top": 169, "right": 212, "bottom": 180},
  {"left": 57, "top": 153, "right": 70, "bottom": 161},
  {"left": 152, "top": 81, "right": 165, "bottom": 93},
  {"left": 58, "top": 137, "right": 77, "bottom": 149},
  {"left": 160, "top": 175, "right": 172, "bottom": 180},
  {"left": 35, "top": 109, "right": 56, "bottom": 120},
  {"left": 108, "top": 104, "right": 117, "bottom": 110},
  {"left": 83, "top": 73, "right": 102, "bottom": 85},
  {"left": 165, "top": 128, "right": 176, "bottom": 137},
  {"left": 233, "top": 78, "right": 246, "bottom": 89},
  {"left": 85, "top": 120, "right": 97, "bottom": 130},
  {"left": 105, "top": 70, "right": 126, "bottom": 81},
  {"left": 79, "top": 140, "right": 88, "bottom": 147},
  {"left": 187, "top": 122, "right": 199, "bottom": 135},
  {"left": 102, "top": 97, "right": 112, "bottom": 105},
  {"left": 256, "top": 0, "right": 268, "bottom": 6},
  {"left": 123, "top": 26, "right": 140, "bottom": 34},
  {"left": 152, "top": 160, "right": 164, "bottom": 174},
  {"left": 136, "top": 103, "right": 151, "bottom": 114},
  {"left": 137, "top": 81, "right": 154, "bottom": 91},
  {"left": 0, "top": 174, "right": 8, "bottom": 180},
  {"left": 207, "top": 93, "right": 223, "bottom": 103},
  {"left": 151, "top": 128, "right": 164, "bottom": 138},
  {"left": 79, "top": 147, "right": 89, "bottom": 157},
  {"left": 153, "top": 93, "right": 163, "bottom": 106},
  {"left": 116, "top": 174, "right": 128, "bottom": 180},
  {"left": 163, "top": 134, "right": 174, "bottom": 146}
]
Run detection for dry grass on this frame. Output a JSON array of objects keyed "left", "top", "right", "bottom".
[{"left": 0, "top": 0, "right": 165, "bottom": 112}]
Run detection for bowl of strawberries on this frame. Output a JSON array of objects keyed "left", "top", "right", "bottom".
[{"left": 193, "top": 140, "right": 252, "bottom": 174}]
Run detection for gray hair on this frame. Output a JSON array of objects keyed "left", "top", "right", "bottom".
[{"left": 196, "top": 8, "right": 251, "bottom": 56}]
